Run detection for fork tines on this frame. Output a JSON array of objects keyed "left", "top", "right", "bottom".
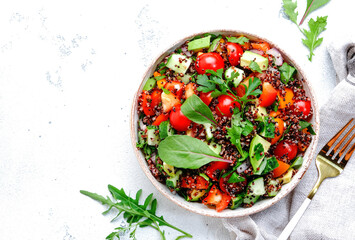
[{"left": 321, "top": 118, "right": 355, "bottom": 168}]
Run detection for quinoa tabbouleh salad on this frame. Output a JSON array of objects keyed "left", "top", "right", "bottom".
[{"left": 136, "top": 33, "right": 315, "bottom": 212}]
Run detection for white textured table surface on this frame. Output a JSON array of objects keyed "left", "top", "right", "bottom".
[{"left": 0, "top": 0, "right": 353, "bottom": 239}]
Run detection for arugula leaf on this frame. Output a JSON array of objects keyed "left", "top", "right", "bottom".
[
  {"left": 227, "top": 172, "right": 246, "bottom": 183},
  {"left": 299, "top": 120, "right": 316, "bottom": 135},
  {"left": 80, "top": 186, "right": 192, "bottom": 240},
  {"left": 282, "top": 0, "right": 298, "bottom": 24},
  {"left": 158, "top": 135, "right": 232, "bottom": 169},
  {"left": 299, "top": 0, "right": 330, "bottom": 25},
  {"left": 302, "top": 16, "right": 327, "bottom": 61},
  {"left": 279, "top": 62, "right": 296, "bottom": 85},
  {"left": 196, "top": 74, "right": 216, "bottom": 92},
  {"left": 226, "top": 36, "right": 249, "bottom": 45},
  {"left": 181, "top": 94, "right": 217, "bottom": 125},
  {"left": 249, "top": 61, "right": 262, "bottom": 73}
]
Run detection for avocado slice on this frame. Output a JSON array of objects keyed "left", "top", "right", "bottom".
[
  {"left": 278, "top": 168, "right": 294, "bottom": 184},
  {"left": 240, "top": 51, "right": 269, "bottom": 71},
  {"left": 249, "top": 134, "right": 271, "bottom": 172},
  {"left": 166, "top": 54, "right": 192, "bottom": 74},
  {"left": 188, "top": 36, "right": 211, "bottom": 51}
]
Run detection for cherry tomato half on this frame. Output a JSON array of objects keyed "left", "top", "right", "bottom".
[
  {"left": 219, "top": 174, "right": 247, "bottom": 196},
  {"left": 205, "top": 161, "right": 230, "bottom": 181},
  {"left": 165, "top": 81, "right": 184, "bottom": 99},
  {"left": 169, "top": 105, "right": 191, "bottom": 132},
  {"left": 226, "top": 42, "right": 243, "bottom": 66},
  {"left": 195, "top": 52, "right": 224, "bottom": 75},
  {"left": 259, "top": 82, "right": 277, "bottom": 107},
  {"left": 293, "top": 100, "right": 312, "bottom": 119},
  {"left": 141, "top": 89, "right": 162, "bottom": 116},
  {"left": 199, "top": 91, "right": 213, "bottom": 106},
  {"left": 202, "top": 185, "right": 231, "bottom": 212},
  {"left": 180, "top": 176, "right": 209, "bottom": 189},
  {"left": 274, "top": 140, "right": 298, "bottom": 162},
  {"left": 216, "top": 95, "right": 240, "bottom": 117}
]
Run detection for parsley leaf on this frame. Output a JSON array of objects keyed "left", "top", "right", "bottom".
[
  {"left": 249, "top": 61, "right": 262, "bottom": 73},
  {"left": 299, "top": 120, "right": 316, "bottom": 135},
  {"left": 196, "top": 74, "right": 216, "bottom": 92},
  {"left": 226, "top": 36, "right": 249, "bottom": 45},
  {"left": 282, "top": 0, "right": 298, "bottom": 24},
  {"left": 253, "top": 143, "right": 265, "bottom": 161},
  {"left": 227, "top": 172, "right": 246, "bottom": 183},
  {"left": 301, "top": 16, "right": 327, "bottom": 61},
  {"left": 279, "top": 62, "right": 296, "bottom": 84}
]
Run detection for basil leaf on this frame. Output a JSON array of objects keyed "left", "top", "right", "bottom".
[
  {"left": 299, "top": 120, "right": 316, "bottom": 135},
  {"left": 279, "top": 62, "right": 296, "bottom": 84},
  {"left": 227, "top": 172, "right": 246, "bottom": 183},
  {"left": 181, "top": 94, "right": 217, "bottom": 125},
  {"left": 158, "top": 135, "right": 232, "bottom": 169}
]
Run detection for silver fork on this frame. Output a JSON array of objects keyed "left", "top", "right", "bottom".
[{"left": 278, "top": 118, "right": 355, "bottom": 240}]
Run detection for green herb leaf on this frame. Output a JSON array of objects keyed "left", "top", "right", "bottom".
[
  {"left": 290, "top": 156, "right": 304, "bottom": 169},
  {"left": 158, "top": 135, "right": 232, "bottom": 169},
  {"left": 208, "top": 36, "right": 222, "bottom": 52},
  {"left": 299, "top": 120, "right": 316, "bottom": 135},
  {"left": 154, "top": 75, "right": 166, "bottom": 81},
  {"left": 80, "top": 186, "right": 193, "bottom": 240},
  {"left": 302, "top": 16, "right": 327, "bottom": 61},
  {"left": 162, "top": 87, "right": 171, "bottom": 94},
  {"left": 249, "top": 61, "right": 262, "bottom": 73},
  {"left": 196, "top": 74, "right": 216, "bottom": 92},
  {"left": 299, "top": 0, "right": 330, "bottom": 25},
  {"left": 253, "top": 143, "right": 265, "bottom": 161},
  {"left": 261, "top": 157, "right": 279, "bottom": 174},
  {"left": 258, "top": 116, "right": 276, "bottom": 138},
  {"left": 181, "top": 94, "right": 217, "bottom": 125},
  {"left": 282, "top": 0, "right": 298, "bottom": 24},
  {"left": 226, "top": 36, "right": 249, "bottom": 45},
  {"left": 279, "top": 62, "right": 296, "bottom": 85},
  {"left": 227, "top": 172, "right": 246, "bottom": 183}
]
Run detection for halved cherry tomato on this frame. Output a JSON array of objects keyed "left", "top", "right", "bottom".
[
  {"left": 199, "top": 91, "right": 213, "bottom": 106},
  {"left": 152, "top": 113, "right": 169, "bottom": 126},
  {"left": 293, "top": 100, "right": 312, "bottom": 119},
  {"left": 251, "top": 41, "right": 271, "bottom": 53},
  {"left": 274, "top": 140, "right": 298, "bottom": 162},
  {"left": 205, "top": 161, "right": 230, "bottom": 181},
  {"left": 180, "top": 176, "right": 209, "bottom": 189},
  {"left": 141, "top": 90, "right": 161, "bottom": 116},
  {"left": 219, "top": 174, "right": 247, "bottom": 195},
  {"left": 235, "top": 78, "right": 250, "bottom": 97},
  {"left": 202, "top": 185, "right": 231, "bottom": 212},
  {"left": 278, "top": 88, "right": 294, "bottom": 109},
  {"left": 195, "top": 52, "right": 224, "bottom": 75},
  {"left": 270, "top": 118, "right": 285, "bottom": 145},
  {"left": 165, "top": 81, "right": 184, "bottom": 99},
  {"left": 226, "top": 42, "right": 243, "bottom": 66},
  {"left": 272, "top": 160, "right": 290, "bottom": 178},
  {"left": 216, "top": 94, "right": 240, "bottom": 117},
  {"left": 259, "top": 82, "right": 277, "bottom": 107},
  {"left": 169, "top": 105, "right": 191, "bottom": 132}
]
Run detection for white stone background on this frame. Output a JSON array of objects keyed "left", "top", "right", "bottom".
[{"left": 0, "top": 0, "right": 353, "bottom": 239}]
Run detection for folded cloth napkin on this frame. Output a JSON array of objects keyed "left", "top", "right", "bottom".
[{"left": 222, "top": 42, "right": 355, "bottom": 240}]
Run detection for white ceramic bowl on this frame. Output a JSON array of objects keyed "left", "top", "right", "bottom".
[{"left": 130, "top": 30, "right": 320, "bottom": 218}]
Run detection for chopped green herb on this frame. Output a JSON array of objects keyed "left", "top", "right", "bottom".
[
  {"left": 279, "top": 62, "right": 296, "bottom": 85},
  {"left": 299, "top": 120, "right": 316, "bottom": 135},
  {"left": 249, "top": 61, "right": 262, "bottom": 73},
  {"left": 228, "top": 172, "right": 246, "bottom": 183},
  {"left": 226, "top": 36, "right": 249, "bottom": 45}
]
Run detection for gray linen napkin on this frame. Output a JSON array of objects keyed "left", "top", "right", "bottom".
[{"left": 222, "top": 43, "right": 355, "bottom": 240}]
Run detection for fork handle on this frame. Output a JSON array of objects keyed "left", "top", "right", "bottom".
[{"left": 277, "top": 197, "right": 311, "bottom": 240}]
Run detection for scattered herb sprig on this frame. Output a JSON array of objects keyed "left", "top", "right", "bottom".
[
  {"left": 80, "top": 185, "right": 192, "bottom": 240},
  {"left": 282, "top": 0, "right": 329, "bottom": 61}
]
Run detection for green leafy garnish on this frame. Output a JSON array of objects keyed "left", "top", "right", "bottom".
[
  {"left": 162, "top": 87, "right": 171, "bottom": 95},
  {"left": 282, "top": 0, "right": 329, "bottom": 61},
  {"left": 158, "top": 135, "right": 232, "bottom": 169},
  {"left": 80, "top": 186, "right": 192, "bottom": 240},
  {"left": 136, "top": 131, "right": 157, "bottom": 159},
  {"left": 261, "top": 157, "right": 279, "bottom": 175},
  {"left": 181, "top": 94, "right": 217, "bottom": 125},
  {"left": 249, "top": 61, "right": 262, "bottom": 73},
  {"left": 258, "top": 116, "right": 276, "bottom": 138},
  {"left": 253, "top": 143, "right": 265, "bottom": 161},
  {"left": 290, "top": 156, "right": 304, "bottom": 169},
  {"left": 279, "top": 62, "right": 296, "bottom": 85},
  {"left": 227, "top": 172, "right": 246, "bottom": 183},
  {"left": 299, "top": 120, "right": 316, "bottom": 135},
  {"left": 143, "top": 78, "right": 156, "bottom": 91},
  {"left": 196, "top": 74, "right": 216, "bottom": 93},
  {"left": 301, "top": 16, "right": 328, "bottom": 61},
  {"left": 283, "top": 0, "right": 298, "bottom": 24},
  {"left": 299, "top": 0, "right": 330, "bottom": 25},
  {"left": 226, "top": 36, "right": 249, "bottom": 45}
]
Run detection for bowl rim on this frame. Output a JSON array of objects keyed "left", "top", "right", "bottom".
[{"left": 130, "top": 29, "right": 320, "bottom": 218}]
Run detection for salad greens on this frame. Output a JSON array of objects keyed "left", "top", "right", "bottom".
[{"left": 80, "top": 185, "right": 192, "bottom": 240}]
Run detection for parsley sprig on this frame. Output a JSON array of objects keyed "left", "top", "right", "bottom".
[{"left": 81, "top": 185, "right": 192, "bottom": 240}]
